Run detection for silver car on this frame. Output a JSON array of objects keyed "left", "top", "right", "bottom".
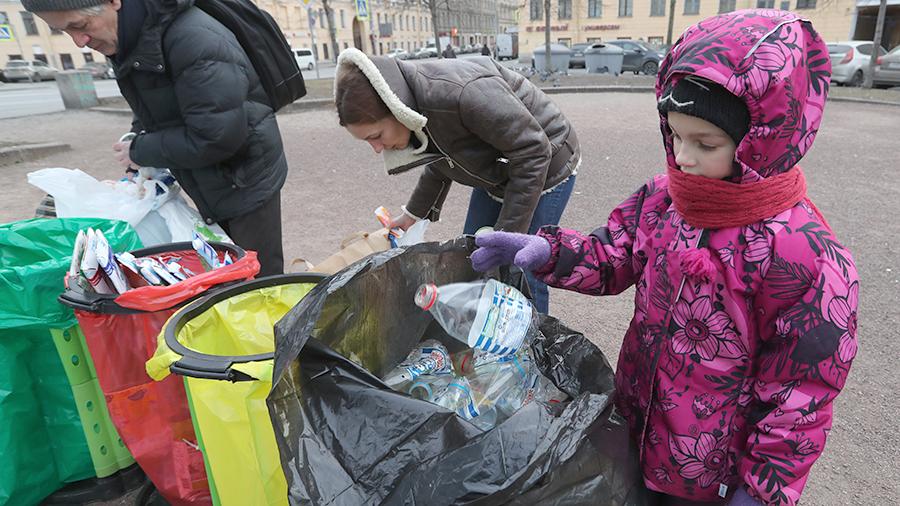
[
  {"left": 873, "top": 45, "right": 900, "bottom": 88},
  {"left": 828, "top": 41, "right": 887, "bottom": 87},
  {"left": 2, "top": 59, "right": 59, "bottom": 83}
]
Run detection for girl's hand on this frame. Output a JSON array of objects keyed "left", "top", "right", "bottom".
[
  {"left": 471, "top": 231, "right": 550, "bottom": 272},
  {"left": 390, "top": 213, "right": 417, "bottom": 232}
]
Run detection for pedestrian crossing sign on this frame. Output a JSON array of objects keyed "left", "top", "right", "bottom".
[
  {"left": 355, "top": 0, "right": 369, "bottom": 21},
  {"left": 0, "top": 24, "right": 14, "bottom": 41}
]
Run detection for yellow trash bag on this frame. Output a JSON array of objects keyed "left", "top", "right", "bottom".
[{"left": 147, "top": 274, "right": 325, "bottom": 506}]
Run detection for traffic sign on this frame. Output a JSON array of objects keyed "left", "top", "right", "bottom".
[{"left": 0, "top": 24, "right": 15, "bottom": 42}]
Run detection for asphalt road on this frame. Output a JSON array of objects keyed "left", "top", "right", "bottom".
[{"left": 0, "top": 93, "right": 897, "bottom": 505}]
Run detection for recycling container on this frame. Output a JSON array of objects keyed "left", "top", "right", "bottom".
[
  {"left": 585, "top": 43, "right": 625, "bottom": 75},
  {"left": 533, "top": 43, "right": 572, "bottom": 73}
]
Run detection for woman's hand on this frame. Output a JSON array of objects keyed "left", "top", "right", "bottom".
[{"left": 390, "top": 213, "right": 417, "bottom": 232}]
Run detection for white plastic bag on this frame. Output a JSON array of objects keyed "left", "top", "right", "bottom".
[
  {"left": 27, "top": 168, "right": 229, "bottom": 246},
  {"left": 28, "top": 168, "right": 157, "bottom": 227},
  {"left": 396, "top": 219, "right": 429, "bottom": 246}
]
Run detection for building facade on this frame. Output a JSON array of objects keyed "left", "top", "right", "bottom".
[
  {"left": 1, "top": 0, "right": 106, "bottom": 69},
  {"left": 517, "top": 0, "right": 888, "bottom": 55}
]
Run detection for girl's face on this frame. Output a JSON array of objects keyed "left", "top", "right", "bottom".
[
  {"left": 667, "top": 112, "right": 738, "bottom": 180},
  {"left": 345, "top": 116, "right": 412, "bottom": 153}
]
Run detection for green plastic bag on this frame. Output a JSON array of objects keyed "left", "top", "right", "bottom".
[{"left": 0, "top": 218, "right": 142, "bottom": 506}]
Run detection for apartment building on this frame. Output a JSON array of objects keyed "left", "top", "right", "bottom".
[{"left": 1, "top": 0, "right": 106, "bottom": 69}]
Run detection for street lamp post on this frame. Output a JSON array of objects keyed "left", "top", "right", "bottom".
[{"left": 304, "top": 1, "right": 322, "bottom": 80}]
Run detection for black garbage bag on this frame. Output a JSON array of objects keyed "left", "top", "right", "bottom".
[{"left": 268, "top": 237, "right": 647, "bottom": 505}]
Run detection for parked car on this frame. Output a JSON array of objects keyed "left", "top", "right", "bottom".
[
  {"left": 605, "top": 40, "right": 663, "bottom": 75},
  {"left": 568, "top": 43, "right": 593, "bottom": 69},
  {"left": 415, "top": 46, "right": 439, "bottom": 59},
  {"left": 828, "top": 41, "right": 887, "bottom": 87},
  {"left": 2, "top": 60, "right": 59, "bottom": 82},
  {"left": 873, "top": 45, "right": 900, "bottom": 88},
  {"left": 386, "top": 48, "right": 410, "bottom": 60},
  {"left": 78, "top": 61, "right": 113, "bottom": 79},
  {"left": 292, "top": 48, "right": 316, "bottom": 71}
]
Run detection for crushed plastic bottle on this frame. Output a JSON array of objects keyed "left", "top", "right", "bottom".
[
  {"left": 415, "top": 279, "right": 539, "bottom": 356},
  {"left": 381, "top": 340, "right": 451, "bottom": 390},
  {"left": 408, "top": 375, "right": 453, "bottom": 402}
]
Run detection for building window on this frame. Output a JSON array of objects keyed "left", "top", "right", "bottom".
[
  {"left": 780, "top": 0, "right": 790, "bottom": 9},
  {"left": 558, "top": 37, "right": 571, "bottom": 47},
  {"left": 20, "top": 11, "right": 39, "bottom": 36},
  {"left": 34, "top": 54, "right": 48, "bottom": 63},
  {"left": 618, "top": 0, "right": 633, "bottom": 17},
  {"left": 684, "top": 0, "right": 700, "bottom": 15},
  {"left": 650, "top": 0, "right": 665, "bottom": 16},
  {"left": 0, "top": 11, "right": 8, "bottom": 24},
  {"left": 588, "top": 0, "right": 602, "bottom": 17},
  {"left": 83, "top": 52, "right": 94, "bottom": 63},
  {"left": 319, "top": 9, "right": 324, "bottom": 29},
  {"left": 559, "top": 0, "right": 572, "bottom": 19},
  {"left": 796, "top": 0, "right": 816, "bottom": 8},
  {"left": 756, "top": 0, "right": 774, "bottom": 7},
  {"left": 530, "top": 0, "right": 542, "bottom": 21},
  {"left": 412, "top": 16, "right": 415, "bottom": 30},
  {"left": 60, "top": 53, "right": 74, "bottom": 69},
  {"left": 719, "top": 0, "right": 736, "bottom": 12},
  {"left": 340, "top": 9, "right": 345, "bottom": 28},
  {"left": 648, "top": 36, "right": 664, "bottom": 45},
  {"left": 323, "top": 43, "right": 329, "bottom": 60}
]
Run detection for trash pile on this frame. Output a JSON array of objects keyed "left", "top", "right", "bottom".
[
  {"left": 381, "top": 278, "right": 567, "bottom": 430},
  {"left": 69, "top": 229, "right": 232, "bottom": 295}
]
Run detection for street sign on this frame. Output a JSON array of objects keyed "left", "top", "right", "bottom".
[
  {"left": 0, "top": 24, "right": 15, "bottom": 42},
  {"left": 355, "top": 0, "right": 369, "bottom": 21}
]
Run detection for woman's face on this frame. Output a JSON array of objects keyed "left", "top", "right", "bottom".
[{"left": 346, "top": 116, "right": 412, "bottom": 153}]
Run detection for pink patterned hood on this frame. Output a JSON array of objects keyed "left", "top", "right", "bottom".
[
  {"left": 533, "top": 10, "right": 858, "bottom": 506},
  {"left": 656, "top": 9, "right": 831, "bottom": 182}
]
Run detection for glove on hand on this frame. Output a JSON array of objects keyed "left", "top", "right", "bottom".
[
  {"left": 471, "top": 231, "right": 551, "bottom": 272},
  {"left": 728, "top": 488, "right": 762, "bottom": 506}
]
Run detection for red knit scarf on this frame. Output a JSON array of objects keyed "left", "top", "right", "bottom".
[{"left": 666, "top": 165, "right": 825, "bottom": 229}]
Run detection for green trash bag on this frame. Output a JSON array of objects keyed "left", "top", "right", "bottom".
[{"left": 0, "top": 218, "right": 142, "bottom": 506}]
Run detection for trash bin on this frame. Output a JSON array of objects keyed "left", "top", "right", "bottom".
[
  {"left": 146, "top": 273, "right": 326, "bottom": 506},
  {"left": 59, "top": 241, "right": 261, "bottom": 506},
  {"left": 0, "top": 218, "right": 142, "bottom": 506},
  {"left": 533, "top": 43, "right": 572, "bottom": 73},
  {"left": 585, "top": 43, "right": 625, "bottom": 75},
  {"left": 266, "top": 237, "right": 647, "bottom": 505}
]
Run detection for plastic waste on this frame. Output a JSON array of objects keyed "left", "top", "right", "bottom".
[
  {"left": 192, "top": 232, "right": 220, "bottom": 271},
  {"left": 415, "top": 278, "right": 539, "bottom": 356},
  {"left": 408, "top": 375, "right": 453, "bottom": 401},
  {"left": 381, "top": 340, "right": 451, "bottom": 389}
]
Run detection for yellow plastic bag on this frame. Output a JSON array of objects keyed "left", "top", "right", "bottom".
[{"left": 148, "top": 279, "right": 319, "bottom": 506}]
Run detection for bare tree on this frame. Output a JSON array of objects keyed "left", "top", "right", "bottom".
[
  {"left": 863, "top": 0, "right": 888, "bottom": 88},
  {"left": 544, "top": 0, "right": 551, "bottom": 70},
  {"left": 322, "top": 0, "right": 340, "bottom": 63},
  {"left": 404, "top": 0, "right": 450, "bottom": 58},
  {"left": 666, "top": 0, "right": 676, "bottom": 45}
]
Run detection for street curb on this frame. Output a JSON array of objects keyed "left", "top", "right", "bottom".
[
  {"left": 86, "top": 87, "right": 900, "bottom": 116},
  {"left": 0, "top": 142, "right": 71, "bottom": 166}
]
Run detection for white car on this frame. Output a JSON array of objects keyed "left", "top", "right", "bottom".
[
  {"left": 386, "top": 48, "right": 409, "bottom": 59},
  {"left": 292, "top": 48, "right": 316, "bottom": 71},
  {"left": 828, "top": 41, "right": 887, "bottom": 86},
  {"left": 2, "top": 60, "right": 58, "bottom": 82}
]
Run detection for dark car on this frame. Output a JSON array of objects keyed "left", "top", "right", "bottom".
[
  {"left": 568, "top": 43, "right": 593, "bottom": 69},
  {"left": 606, "top": 40, "right": 663, "bottom": 75},
  {"left": 78, "top": 61, "right": 114, "bottom": 79}
]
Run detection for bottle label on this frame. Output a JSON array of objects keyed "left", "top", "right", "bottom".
[
  {"left": 467, "top": 279, "right": 532, "bottom": 355},
  {"left": 448, "top": 382, "right": 480, "bottom": 420}
]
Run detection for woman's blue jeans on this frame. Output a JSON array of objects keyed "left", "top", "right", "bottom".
[{"left": 462, "top": 174, "right": 576, "bottom": 314}]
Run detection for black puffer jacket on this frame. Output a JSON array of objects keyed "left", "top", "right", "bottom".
[{"left": 115, "top": 0, "right": 287, "bottom": 223}]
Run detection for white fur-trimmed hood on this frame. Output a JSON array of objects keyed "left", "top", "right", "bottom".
[{"left": 336, "top": 48, "right": 431, "bottom": 169}]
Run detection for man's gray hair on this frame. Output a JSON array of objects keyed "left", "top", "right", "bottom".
[{"left": 77, "top": 4, "right": 105, "bottom": 16}]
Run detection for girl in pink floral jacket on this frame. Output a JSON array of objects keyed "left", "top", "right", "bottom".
[{"left": 472, "top": 10, "right": 858, "bottom": 506}]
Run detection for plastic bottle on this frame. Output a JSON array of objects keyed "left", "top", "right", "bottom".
[
  {"left": 381, "top": 340, "right": 451, "bottom": 390},
  {"left": 432, "top": 377, "right": 481, "bottom": 421},
  {"left": 414, "top": 279, "right": 539, "bottom": 356},
  {"left": 408, "top": 375, "right": 453, "bottom": 402}
]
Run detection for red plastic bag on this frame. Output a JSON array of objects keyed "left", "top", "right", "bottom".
[
  {"left": 115, "top": 250, "right": 259, "bottom": 312},
  {"left": 63, "top": 242, "right": 260, "bottom": 505}
]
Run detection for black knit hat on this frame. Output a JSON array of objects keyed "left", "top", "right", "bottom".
[
  {"left": 22, "top": 0, "right": 107, "bottom": 12},
  {"left": 657, "top": 76, "right": 750, "bottom": 145}
]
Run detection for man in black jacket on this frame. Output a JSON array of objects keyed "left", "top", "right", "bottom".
[{"left": 26, "top": 0, "right": 287, "bottom": 276}]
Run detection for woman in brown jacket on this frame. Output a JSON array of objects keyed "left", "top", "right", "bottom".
[{"left": 334, "top": 48, "right": 581, "bottom": 313}]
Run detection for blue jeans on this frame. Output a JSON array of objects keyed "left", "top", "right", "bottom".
[{"left": 462, "top": 173, "right": 576, "bottom": 314}]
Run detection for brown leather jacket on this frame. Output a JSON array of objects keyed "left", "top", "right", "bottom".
[{"left": 372, "top": 56, "right": 580, "bottom": 233}]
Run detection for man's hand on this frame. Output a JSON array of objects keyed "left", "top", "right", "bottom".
[
  {"left": 113, "top": 140, "right": 134, "bottom": 170},
  {"left": 390, "top": 213, "right": 417, "bottom": 232}
]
